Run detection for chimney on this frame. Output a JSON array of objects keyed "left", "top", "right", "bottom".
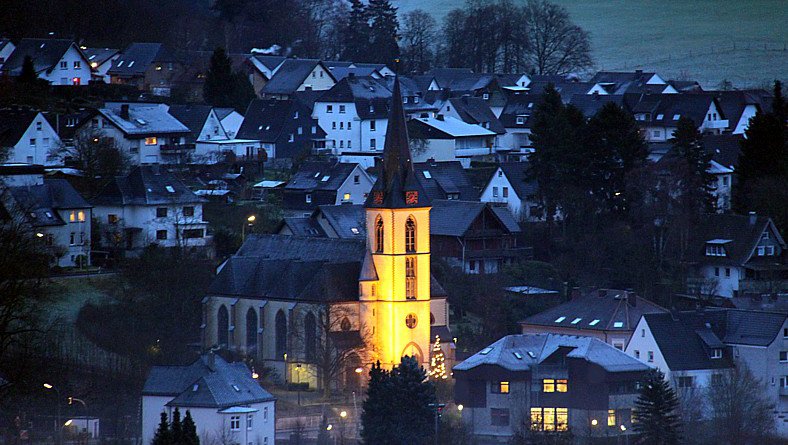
[
  {"left": 207, "top": 350, "right": 216, "bottom": 371},
  {"left": 598, "top": 289, "right": 607, "bottom": 298},
  {"left": 571, "top": 287, "right": 581, "bottom": 300},
  {"left": 120, "top": 104, "right": 129, "bottom": 119},
  {"left": 749, "top": 211, "right": 757, "bottom": 225},
  {"left": 626, "top": 289, "right": 637, "bottom": 307}
]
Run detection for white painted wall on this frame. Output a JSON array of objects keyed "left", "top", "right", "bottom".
[
  {"left": 5, "top": 112, "right": 61, "bottom": 165},
  {"left": 299, "top": 64, "right": 335, "bottom": 92},
  {"left": 92, "top": 203, "right": 209, "bottom": 249},
  {"left": 333, "top": 165, "right": 374, "bottom": 205},
  {"left": 221, "top": 111, "right": 245, "bottom": 139},
  {"left": 733, "top": 104, "right": 758, "bottom": 135},
  {"left": 698, "top": 265, "right": 742, "bottom": 298},
  {"left": 312, "top": 101, "right": 389, "bottom": 155},
  {"left": 41, "top": 45, "right": 92, "bottom": 86},
  {"left": 77, "top": 114, "right": 187, "bottom": 165}
]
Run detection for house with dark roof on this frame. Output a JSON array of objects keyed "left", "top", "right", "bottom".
[
  {"left": 437, "top": 96, "right": 506, "bottom": 144},
  {"left": 479, "top": 162, "right": 555, "bottom": 222},
  {"left": 407, "top": 116, "right": 497, "bottom": 167},
  {"left": 237, "top": 98, "right": 325, "bottom": 161},
  {"left": 1, "top": 38, "right": 93, "bottom": 85},
  {"left": 587, "top": 70, "right": 677, "bottom": 96},
  {"left": 91, "top": 165, "right": 209, "bottom": 252},
  {"left": 75, "top": 102, "right": 191, "bottom": 165},
  {"left": 2, "top": 165, "right": 92, "bottom": 267},
  {"left": 141, "top": 353, "right": 275, "bottom": 445},
  {"left": 259, "top": 59, "right": 335, "bottom": 99},
  {"left": 520, "top": 289, "right": 667, "bottom": 351},
  {"left": 246, "top": 55, "right": 287, "bottom": 95},
  {"left": 683, "top": 213, "right": 787, "bottom": 298},
  {"left": 108, "top": 43, "right": 182, "bottom": 96},
  {"left": 281, "top": 161, "right": 373, "bottom": 215},
  {"left": 83, "top": 47, "right": 120, "bottom": 83},
  {"left": 497, "top": 93, "right": 542, "bottom": 158},
  {"left": 0, "top": 109, "right": 61, "bottom": 166},
  {"left": 711, "top": 89, "right": 773, "bottom": 134},
  {"left": 169, "top": 105, "right": 263, "bottom": 165},
  {"left": 632, "top": 93, "right": 728, "bottom": 142},
  {"left": 413, "top": 160, "right": 478, "bottom": 201},
  {"left": 454, "top": 333, "right": 650, "bottom": 442},
  {"left": 626, "top": 308, "right": 788, "bottom": 435}
]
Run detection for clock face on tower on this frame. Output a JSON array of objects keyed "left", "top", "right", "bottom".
[{"left": 405, "top": 191, "right": 419, "bottom": 205}]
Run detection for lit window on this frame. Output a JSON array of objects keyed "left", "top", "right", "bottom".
[
  {"left": 556, "top": 379, "right": 568, "bottom": 392},
  {"left": 375, "top": 216, "right": 384, "bottom": 252},
  {"left": 492, "top": 381, "right": 510, "bottom": 394},
  {"left": 69, "top": 211, "right": 76, "bottom": 222},
  {"left": 608, "top": 409, "right": 616, "bottom": 427},
  {"left": 145, "top": 137, "right": 158, "bottom": 145},
  {"left": 405, "top": 257, "right": 416, "bottom": 300},
  {"left": 543, "top": 379, "right": 555, "bottom": 392},
  {"left": 531, "top": 408, "right": 568, "bottom": 431},
  {"left": 77, "top": 211, "right": 85, "bottom": 222},
  {"left": 405, "top": 217, "right": 416, "bottom": 252},
  {"left": 343, "top": 193, "right": 351, "bottom": 201},
  {"left": 230, "top": 416, "right": 240, "bottom": 431}
]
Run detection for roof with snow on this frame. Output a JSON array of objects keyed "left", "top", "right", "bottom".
[{"left": 98, "top": 102, "right": 189, "bottom": 137}]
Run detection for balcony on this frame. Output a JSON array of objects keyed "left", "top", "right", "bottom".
[
  {"left": 160, "top": 143, "right": 196, "bottom": 154},
  {"left": 704, "top": 119, "right": 730, "bottom": 130}
]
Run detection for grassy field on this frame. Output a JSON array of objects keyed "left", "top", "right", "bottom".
[{"left": 393, "top": 0, "right": 787, "bottom": 88}]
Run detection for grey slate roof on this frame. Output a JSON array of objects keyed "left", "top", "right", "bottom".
[
  {"left": 261, "top": 59, "right": 333, "bottom": 95},
  {"left": 168, "top": 105, "right": 213, "bottom": 143},
  {"left": 710, "top": 89, "right": 772, "bottom": 131},
  {"left": 413, "top": 161, "right": 478, "bottom": 201},
  {"left": 498, "top": 162, "right": 538, "bottom": 199},
  {"left": 8, "top": 179, "right": 92, "bottom": 227},
  {"left": 455, "top": 333, "right": 650, "bottom": 373},
  {"left": 644, "top": 311, "right": 737, "bottom": 371},
  {"left": 99, "top": 103, "right": 190, "bottom": 137},
  {"left": 285, "top": 162, "right": 358, "bottom": 192},
  {"left": 569, "top": 94, "right": 627, "bottom": 117},
  {"left": 589, "top": 71, "right": 666, "bottom": 95},
  {"left": 430, "top": 200, "right": 520, "bottom": 237},
  {"left": 447, "top": 96, "right": 506, "bottom": 134},
  {"left": 236, "top": 234, "right": 366, "bottom": 260},
  {"left": 281, "top": 216, "right": 327, "bottom": 237},
  {"left": 317, "top": 76, "right": 392, "bottom": 119},
  {"left": 703, "top": 134, "right": 743, "bottom": 170},
  {"left": 633, "top": 93, "right": 722, "bottom": 127},
  {"left": 316, "top": 204, "right": 367, "bottom": 239},
  {"left": 2, "top": 39, "right": 85, "bottom": 76},
  {"left": 92, "top": 165, "right": 206, "bottom": 206},
  {"left": 108, "top": 43, "right": 177, "bottom": 77},
  {"left": 143, "top": 354, "right": 275, "bottom": 408},
  {"left": 83, "top": 48, "right": 119, "bottom": 66},
  {"left": 683, "top": 214, "right": 780, "bottom": 266},
  {"left": 499, "top": 93, "right": 542, "bottom": 128},
  {"left": 251, "top": 55, "right": 287, "bottom": 72},
  {"left": 521, "top": 289, "right": 667, "bottom": 332},
  {"left": 0, "top": 109, "right": 38, "bottom": 147},
  {"left": 237, "top": 98, "right": 325, "bottom": 158}
]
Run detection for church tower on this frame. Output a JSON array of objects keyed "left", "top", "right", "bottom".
[{"left": 360, "top": 77, "right": 432, "bottom": 368}]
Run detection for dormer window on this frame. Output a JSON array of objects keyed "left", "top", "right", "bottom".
[
  {"left": 705, "top": 240, "right": 730, "bottom": 256},
  {"left": 516, "top": 116, "right": 526, "bottom": 125},
  {"left": 711, "top": 348, "right": 722, "bottom": 359}
]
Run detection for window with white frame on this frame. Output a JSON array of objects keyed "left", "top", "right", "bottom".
[
  {"left": 247, "top": 413, "right": 253, "bottom": 430},
  {"left": 230, "top": 416, "right": 241, "bottom": 431}
]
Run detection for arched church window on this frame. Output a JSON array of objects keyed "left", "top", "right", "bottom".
[
  {"left": 304, "top": 312, "right": 316, "bottom": 361},
  {"left": 375, "top": 216, "right": 384, "bottom": 253},
  {"left": 405, "top": 217, "right": 416, "bottom": 252},
  {"left": 217, "top": 305, "right": 229, "bottom": 347},
  {"left": 340, "top": 317, "right": 352, "bottom": 331},
  {"left": 275, "top": 310, "right": 287, "bottom": 359},
  {"left": 405, "top": 257, "right": 416, "bottom": 300},
  {"left": 246, "top": 308, "right": 257, "bottom": 351}
]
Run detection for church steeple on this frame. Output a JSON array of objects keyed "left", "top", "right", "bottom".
[{"left": 365, "top": 76, "right": 430, "bottom": 209}]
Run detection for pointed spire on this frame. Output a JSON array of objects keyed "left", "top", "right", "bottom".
[{"left": 365, "top": 76, "right": 430, "bottom": 209}]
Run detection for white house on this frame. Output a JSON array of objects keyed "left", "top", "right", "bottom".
[
  {"left": 91, "top": 165, "right": 211, "bottom": 253},
  {"left": 142, "top": 353, "right": 276, "bottom": 445},
  {"left": 407, "top": 116, "right": 496, "bottom": 168},
  {"left": 634, "top": 94, "right": 729, "bottom": 143},
  {"left": 1, "top": 39, "right": 92, "bottom": 85},
  {"left": 77, "top": 103, "right": 192, "bottom": 165},
  {"left": 259, "top": 59, "right": 335, "bottom": 99},
  {"left": 0, "top": 110, "right": 61, "bottom": 165},
  {"left": 215, "top": 108, "right": 245, "bottom": 139},
  {"left": 168, "top": 105, "right": 263, "bottom": 164},
  {"left": 1, "top": 164, "right": 92, "bottom": 267},
  {"left": 587, "top": 71, "right": 678, "bottom": 95},
  {"left": 479, "top": 162, "right": 553, "bottom": 222},
  {"left": 708, "top": 160, "right": 733, "bottom": 212}
]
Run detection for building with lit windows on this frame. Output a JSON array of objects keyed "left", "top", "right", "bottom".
[
  {"left": 201, "top": 79, "right": 452, "bottom": 391},
  {"left": 454, "top": 333, "right": 649, "bottom": 443}
]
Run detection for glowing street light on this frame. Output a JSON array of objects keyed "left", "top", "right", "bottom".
[
  {"left": 339, "top": 410, "right": 347, "bottom": 419},
  {"left": 457, "top": 404, "right": 463, "bottom": 412},
  {"left": 354, "top": 367, "right": 363, "bottom": 374},
  {"left": 591, "top": 418, "right": 598, "bottom": 426},
  {"left": 242, "top": 215, "right": 257, "bottom": 241},
  {"left": 620, "top": 424, "right": 627, "bottom": 432},
  {"left": 64, "top": 420, "right": 73, "bottom": 427},
  {"left": 326, "top": 424, "right": 333, "bottom": 431},
  {"left": 36, "top": 232, "right": 44, "bottom": 238}
]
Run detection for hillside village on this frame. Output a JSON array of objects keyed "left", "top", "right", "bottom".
[{"left": 0, "top": 1, "right": 787, "bottom": 445}]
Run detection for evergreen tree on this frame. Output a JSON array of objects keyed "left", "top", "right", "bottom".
[
  {"left": 341, "top": 0, "right": 371, "bottom": 61},
  {"left": 182, "top": 411, "right": 199, "bottom": 445},
  {"left": 203, "top": 47, "right": 255, "bottom": 112},
  {"left": 632, "top": 369, "right": 682, "bottom": 445},
  {"left": 171, "top": 408, "right": 183, "bottom": 445},
  {"left": 18, "top": 56, "right": 38, "bottom": 84},
  {"left": 584, "top": 102, "right": 648, "bottom": 214},
  {"left": 670, "top": 117, "right": 714, "bottom": 213},
  {"left": 367, "top": 0, "right": 400, "bottom": 66},
  {"left": 361, "top": 358, "right": 436, "bottom": 444},
  {"left": 152, "top": 412, "right": 171, "bottom": 445},
  {"left": 737, "top": 80, "right": 787, "bottom": 185}
]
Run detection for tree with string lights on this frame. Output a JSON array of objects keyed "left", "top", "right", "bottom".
[{"left": 428, "top": 336, "right": 447, "bottom": 380}]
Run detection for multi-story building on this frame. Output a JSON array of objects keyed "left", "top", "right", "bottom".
[
  {"left": 1, "top": 38, "right": 93, "bottom": 85},
  {"left": 0, "top": 110, "right": 61, "bottom": 165}
]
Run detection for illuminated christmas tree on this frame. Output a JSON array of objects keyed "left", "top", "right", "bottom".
[{"left": 429, "top": 336, "right": 447, "bottom": 380}]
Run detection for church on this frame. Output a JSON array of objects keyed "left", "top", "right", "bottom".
[{"left": 202, "top": 79, "right": 452, "bottom": 391}]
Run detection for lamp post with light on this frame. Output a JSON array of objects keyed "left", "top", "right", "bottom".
[
  {"left": 43, "top": 383, "right": 62, "bottom": 445},
  {"left": 242, "top": 215, "right": 256, "bottom": 241},
  {"left": 68, "top": 397, "right": 88, "bottom": 444}
]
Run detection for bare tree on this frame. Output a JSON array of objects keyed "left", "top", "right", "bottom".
[
  {"left": 400, "top": 9, "right": 437, "bottom": 74},
  {"left": 50, "top": 131, "right": 129, "bottom": 197},
  {"left": 706, "top": 363, "right": 774, "bottom": 444},
  {"left": 521, "top": 0, "right": 593, "bottom": 75}
]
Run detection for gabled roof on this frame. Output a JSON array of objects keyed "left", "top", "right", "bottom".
[
  {"left": 710, "top": 89, "right": 772, "bottom": 131},
  {"left": 108, "top": 43, "right": 177, "bottom": 76},
  {"left": 328, "top": 66, "right": 379, "bottom": 81},
  {"left": 497, "top": 162, "right": 538, "bottom": 199},
  {"left": 499, "top": 93, "right": 542, "bottom": 128},
  {"left": 2, "top": 39, "right": 88, "bottom": 76},
  {"left": 316, "top": 204, "right": 367, "bottom": 239},
  {"left": 143, "top": 354, "right": 274, "bottom": 408},
  {"left": 98, "top": 103, "right": 189, "bottom": 137},
  {"left": 447, "top": 97, "right": 506, "bottom": 134},
  {"left": 92, "top": 165, "right": 206, "bottom": 206},
  {"left": 429, "top": 200, "right": 520, "bottom": 237},
  {"left": 83, "top": 48, "right": 119, "bottom": 67},
  {"left": 643, "top": 312, "right": 734, "bottom": 371},
  {"left": 168, "top": 104, "right": 214, "bottom": 142},
  {"left": 408, "top": 116, "right": 496, "bottom": 139},
  {"left": 633, "top": 93, "right": 723, "bottom": 126},
  {"left": 703, "top": 134, "right": 743, "bottom": 170},
  {"left": 8, "top": 179, "right": 91, "bottom": 227},
  {"left": 413, "top": 161, "right": 478, "bottom": 201},
  {"left": 455, "top": 333, "right": 650, "bottom": 374},
  {"left": 684, "top": 213, "right": 782, "bottom": 266},
  {"left": 285, "top": 162, "right": 359, "bottom": 192},
  {"left": 0, "top": 109, "right": 39, "bottom": 147},
  {"left": 569, "top": 94, "right": 627, "bottom": 118},
  {"left": 521, "top": 289, "right": 667, "bottom": 331},
  {"left": 250, "top": 55, "right": 287, "bottom": 72},
  {"left": 316, "top": 75, "right": 392, "bottom": 118},
  {"left": 261, "top": 59, "right": 334, "bottom": 95},
  {"left": 589, "top": 71, "right": 667, "bottom": 95},
  {"left": 238, "top": 98, "right": 325, "bottom": 154},
  {"left": 425, "top": 68, "right": 475, "bottom": 89}
]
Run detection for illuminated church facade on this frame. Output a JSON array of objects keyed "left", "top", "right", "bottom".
[{"left": 202, "top": 79, "right": 451, "bottom": 389}]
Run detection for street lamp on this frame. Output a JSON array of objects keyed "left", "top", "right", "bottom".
[
  {"left": 242, "top": 215, "right": 256, "bottom": 241},
  {"left": 44, "top": 383, "right": 62, "bottom": 445},
  {"left": 457, "top": 404, "right": 463, "bottom": 412},
  {"left": 69, "top": 397, "right": 88, "bottom": 442}
]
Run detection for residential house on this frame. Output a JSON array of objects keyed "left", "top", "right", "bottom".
[
  {"left": 0, "top": 39, "right": 15, "bottom": 69},
  {"left": 1, "top": 164, "right": 91, "bottom": 267},
  {"left": 430, "top": 200, "right": 526, "bottom": 274},
  {"left": 437, "top": 96, "right": 506, "bottom": 149},
  {"left": 83, "top": 47, "right": 120, "bottom": 83},
  {"left": 142, "top": 353, "right": 275, "bottom": 445},
  {"left": 215, "top": 108, "right": 245, "bottom": 139},
  {"left": 281, "top": 161, "right": 373, "bottom": 216},
  {"left": 412, "top": 160, "right": 478, "bottom": 201},
  {"left": 407, "top": 116, "right": 496, "bottom": 167},
  {"left": 237, "top": 98, "right": 325, "bottom": 161},
  {"left": 1, "top": 38, "right": 92, "bottom": 85},
  {"left": 312, "top": 75, "right": 392, "bottom": 166},
  {"left": 169, "top": 105, "right": 263, "bottom": 164},
  {"left": 78, "top": 103, "right": 191, "bottom": 164},
  {"left": 91, "top": 165, "right": 210, "bottom": 253},
  {"left": 0, "top": 109, "right": 61, "bottom": 165},
  {"left": 712, "top": 89, "right": 773, "bottom": 134},
  {"left": 108, "top": 43, "right": 183, "bottom": 96},
  {"left": 587, "top": 70, "right": 678, "bottom": 95},
  {"left": 259, "top": 59, "right": 335, "bottom": 100},
  {"left": 454, "top": 334, "right": 650, "bottom": 443},
  {"left": 632, "top": 93, "right": 728, "bottom": 142},
  {"left": 685, "top": 213, "right": 787, "bottom": 298},
  {"left": 569, "top": 93, "right": 628, "bottom": 118},
  {"left": 625, "top": 308, "right": 788, "bottom": 436},
  {"left": 496, "top": 93, "right": 541, "bottom": 157},
  {"left": 520, "top": 289, "right": 667, "bottom": 351},
  {"left": 480, "top": 163, "right": 550, "bottom": 222},
  {"left": 246, "top": 55, "right": 287, "bottom": 96}
]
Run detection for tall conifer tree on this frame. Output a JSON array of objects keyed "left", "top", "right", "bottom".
[{"left": 633, "top": 370, "right": 682, "bottom": 445}]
